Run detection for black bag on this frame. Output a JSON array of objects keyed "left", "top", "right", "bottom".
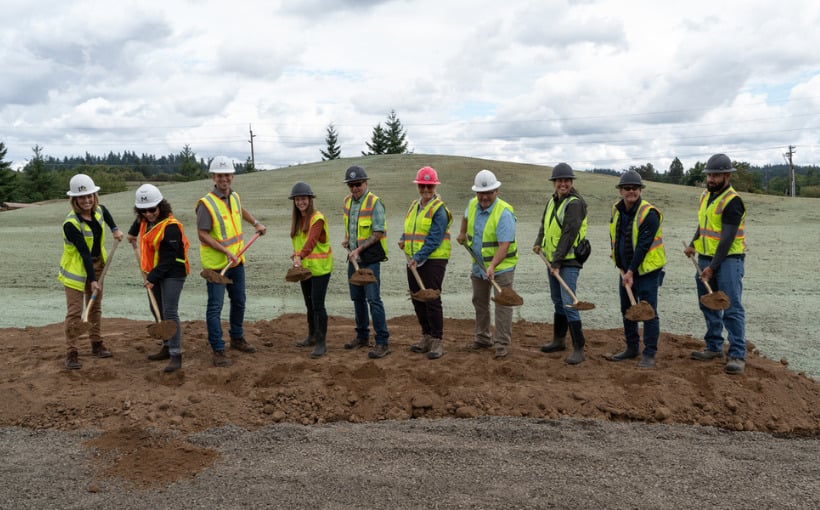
[
  {"left": 574, "top": 238, "right": 591, "bottom": 264},
  {"left": 359, "top": 241, "right": 387, "bottom": 265}
]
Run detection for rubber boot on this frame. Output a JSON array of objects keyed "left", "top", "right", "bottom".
[
  {"left": 565, "top": 321, "right": 586, "bottom": 365},
  {"left": 310, "top": 312, "right": 327, "bottom": 359},
  {"left": 609, "top": 345, "right": 640, "bottom": 361},
  {"left": 91, "top": 340, "right": 112, "bottom": 358},
  {"left": 147, "top": 344, "right": 170, "bottom": 361},
  {"left": 540, "top": 313, "right": 568, "bottom": 353},
  {"left": 295, "top": 334, "right": 316, "bottom": 348},
  {"left": 164, "top": 354, "right": 182, "bottom": 373}
]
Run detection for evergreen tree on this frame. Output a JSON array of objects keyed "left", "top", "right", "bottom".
[
  {"left": 21, "top": 145, "right": 57, "bottom": 202},
  {"left": 363, "top": 124, "right": 388, "bottom": 155},
  {"left": 383, "top": 110, "right": 408, "bottom": 154},
  {"left": 242, "top": 156, "right": 257, "bottom": 173},
  {"left": 0, "top": 141, "right": 18, "bottom": 202},
  {"left": 320, "top": 123, "right": 342, "bottom": 160},
  {"left": 684, "top": 161, "right": 706, "bottom": 187},
  {"left": 629, "top": 163, "right": 656, "bottom": 182},
  {"left": 178, "top": 144, "right": 203, "bottom": 181},
  {"left": 668, "top": 157, "right": 684, "bottom": 184}
]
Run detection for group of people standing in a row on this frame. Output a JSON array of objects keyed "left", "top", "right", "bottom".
[{"left": 59, "top": 153, "right": 747, "bottom": 375}]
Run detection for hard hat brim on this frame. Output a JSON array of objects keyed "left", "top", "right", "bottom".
[
  {"left": 471, "top": 182, "right": 501, "bottom": 192},
  {"left": 66, "top": 186, "right": 101, "bottom": 197}
]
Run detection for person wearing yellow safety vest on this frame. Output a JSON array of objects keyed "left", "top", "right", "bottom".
[
  {"left": 398, "top": 166, "right": 452, "bottom": 360},
  {"left": 684, "top": 153, "right": 747, "bottom": 375},
  {"left": 58, "top": 173, "right": 125, "bottom": 370},
  {"left": 341, "top": 165, "right": 391, "bottom": 359},
  {"left": 457, "top": 169, "right": 518, "bottom": 359},
  {"left": 196, "top": 156, "right": 266, "bottom": 367},
  {"left": 288, "top": 181, "right": 333, "bottom": 359},
  {"left": 533, "top": 163, "right": 589, "bottom": 365},
  {"left": 607, "top": 170, "right": 666, "bottom": 369},
  {"left": 126, "top": 184, "right": 190, "bottom": 373}
]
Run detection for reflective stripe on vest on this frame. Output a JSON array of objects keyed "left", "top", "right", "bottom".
[
  {"left": 139, "top": 215, "right": 191, "bottom": 275},
  {"left": 292, "top": 211, "right": 334, "bottom": 276},
  {"left": 608, "top": 199, "right": 667, "bottom": 275},
  {"left": 197, "top": 191, "right": 245, "bottom": 269},
  {"left": 57, "top": 207, "right": 107, "bottom": 291},
  {"left": 696, "top": 187, "right": 746, "bottom": 256},
  {"left": 542, "top": 195, "right": 588, "bottom": 263},
  {"left": 402, "top": 197, "right": 452, "bottom": 260},
  {"left": 465, "top": 197, "right": 518, "bottom": 271},
  {"left": 343, "top": 191, "right": 389, "bottom": 258}
]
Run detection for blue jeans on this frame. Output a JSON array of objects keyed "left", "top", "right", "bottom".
[
  {"left": 348, "top": 261, "right": 389, "bottom": 345},
  {"left": 206, "top": 264, "right": 246, "bottom": 352},
  {"left": 548, "top": 266, "right": 581, "bottom": 323},
  {"left": 151, "top": 276, "right": 186, "bottom": 355},
  {"left": 696, "top": 256, "right": 746, "bottom": 360},
  {"left": 619, "top": 270, "right": 661, "bottom": 357}
]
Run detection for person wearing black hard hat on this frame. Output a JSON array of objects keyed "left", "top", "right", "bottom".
[{"left": 684, "top": 153, "right": 747, "bottom": 374}]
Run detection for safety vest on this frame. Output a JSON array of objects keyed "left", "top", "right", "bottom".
[
  {"left": 139, "top": 215, "right": 191, "bottom": 275},
  {"left": 608, "top": 199, "right": 667, "bottom": 275},
  {"left": 402, "top": 196, "right": 452, "bottom": 260},
  {"left": 695, "top": 186, "right": 746, "bottom": 256},
  {"left": 542, "top": 195, "right": 588, "bottom": 263},
  {"left": 343, "top": 191, "right": 389, "bottom": 258},
  {"left": 466, "top": 197, "right": 518, "bottom": 271},
  {"left": 292, "top": 211, "right": 334, "bottom": 276},
  {"left": 197, "top": 191, "right": 245, "bottom": 270},
  {"left": 57, "top": 207, "right": 107, "bottom": 291}
]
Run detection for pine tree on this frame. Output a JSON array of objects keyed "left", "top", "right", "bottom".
[
  {"left": 0, "top": 141, "right": 17, "bottom": 202},
  {"left": 178, "top": 145, "right": 203, "bottom": 181},
  {"left": 320, "top": 123, "right": 342, "bottom": 160},
  {"left": 363, "top": 124, "right": 388, "bottom": 155},
  {"left": 384, "top": 110, "right": 408, "bottom": 154},
  {"left": 668, "top": 157, "right": 684, "bottom": 184}
]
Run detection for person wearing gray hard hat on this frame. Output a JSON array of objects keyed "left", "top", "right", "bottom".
[{"left": 684, "top": 153, "right": 747, "bottom": 374}]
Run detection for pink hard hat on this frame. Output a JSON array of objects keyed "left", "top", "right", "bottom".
[{"left": 413, "top": 166, "right": 440, "bottom": 185}]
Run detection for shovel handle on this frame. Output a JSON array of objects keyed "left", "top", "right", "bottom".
[
  {"left": 619, "top": 269, "right": 638, "bottom": 306},
  {"left": 132, "top": 243, "right": 164, "bottom": 321},
  {"left": 405, "top": 253, "right": 427, "bottom": 290},
  {"left": 462, "top": 243, "right": 507, "bottom": 295},
  {"left": 219, "top": 233, "right": 262, "bottom": 276},
  {"left": 681, "top": 240, "right": 716, "bottom": 294},
  {"left": 535, "top": 250, "right": 581, "bottom": 304},
  {"left": 347, "top": 249, "right": 362, "bottom": 271},
  {"left": 82, "top": 238, "right": 120, "bottom": 322}
]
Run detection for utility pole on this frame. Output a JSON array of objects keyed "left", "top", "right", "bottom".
[
  {"left": 784, "top": 145, "right": 796, "bottom": 197},
  {"left": 248, "top": 124, "right": 257, "bottom": 169}
]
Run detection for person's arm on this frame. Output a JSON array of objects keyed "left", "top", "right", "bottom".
[
  {"left": 629, "top": 208, "right": 660, "bottom": 274},
  {"left": 100, "top": 205, "right": 124, "bottom": 241},
  {"left": 295, "top": 219, "right": 325, "bottom": 261},
  {"left": 486, "top": 209, "right": 515, "bottom": 279},
  {"left": 241, "top": 207, "right": 266, "bottom": 235},
  {"left": 196, "top": 203, "right": 237, "bottom": 266},
  {"left": 63, "top": 222, "right": 97, "bottom": 284},
  {"left": 412, "top": 207, "right": 448, "bottom": 263},
  {"left": 552, "top": 199, "right": 584, "bottom": 268},
  {"left": 456, "top": 216, "right": 468, "bottom": 245},
  {"left": 349, "top": 200, "right": 385, "bottom": 260},
  {"left": 708, "top": 198, "right": 745, "bottom": 272}
]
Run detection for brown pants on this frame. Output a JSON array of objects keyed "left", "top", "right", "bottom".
[{"left": 64, "top": 258, "right": 104, "bottom": 351}]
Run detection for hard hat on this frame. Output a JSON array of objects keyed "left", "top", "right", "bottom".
[
  {"left": 413, "top": 166, "right": 440, "bottom": 185},
  {"left": 209, "top": 155, "right": 235, "bottom": 174},
  {"left": 471, "top": 169, "right": 501, "bottom": 192},
  {"left": 343, "top": 165, "right": 369, "bottom": 183},
  {"left": 289, "top": 181, "right": 316, "bottom": 199},
  {"left": 617, "top": 170, "right": 645, "bottom": 189},
  {"left": 66, "top": 174, "right": 100, "bottom": 197},
  {"left": 135, "top": 184, "right": 163, "bottom": 208},
  {"left": 704, "top": 153, "right": 736, "bottom": 174},
  {"left": 549, "top": 163, "right": 576, "bottom": 181}
]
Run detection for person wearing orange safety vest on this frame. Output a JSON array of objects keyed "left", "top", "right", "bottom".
[
  {"left": 398, "top": 166, "right": 452, "bottom": 360},
  {"left": 127, "top": 184, "right": 190, "bottom": 373},
  {"left": 288, "top": 181, "right": 333, "bottom": 359},
  {"left": 684, "top": 153, "right": 747, "bottom": 375},
  {"left": 607, "top": 170, "right": 666, "bottom": 369}
]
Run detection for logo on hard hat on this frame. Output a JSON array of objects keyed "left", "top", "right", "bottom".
[{"left": 78, "top": 185, "right": 87, "bottom": 192}]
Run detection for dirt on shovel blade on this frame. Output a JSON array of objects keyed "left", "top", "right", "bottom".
[
  {"left": 625, "top": 301, "right": 655, "bottom": 321},
  {"left": 349, "top": 269, "right": 376, "bottom": 286},
  {"left": 285, "top": 267, "right": 313, "bottom": 282},
  {"left": 200, "top": 269, "right": 232, "bottom": 284},
  {"left": 492, "top": 288, "right": 524, "bottom": 306},
  {"left": 569, "top": 301, "right": 596, "bottom": 311},
  {"left": 411, "top": 289, "right": 441, "bottom": 302},
  {"left": 701, "top": 291, "right": 731, "bottom": 310},
  {"left": 147, "top": 321, "right": 178, "bottom": 339}
]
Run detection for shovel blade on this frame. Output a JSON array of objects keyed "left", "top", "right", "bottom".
[
  {"left": 411, "top": 289, "right": 441, "bottom": 302},
  {"left": 700, "top": 291, "right": 730, "bottom": 311},
  {"left": 625, "top": 301, "right": 655, "bottom": 321},
  {"left": 147, "top": 320, "right": 178, "bottom": 339},
  {"left": 492, "top": 288, "right": 524, "bottom": 307},
  {"left": 200, "top": 269, "right": 232, "bottom": 284},
  {"left": 349, "top": 269, "right": 377, "bottom": 286},
  {"left": 568, "top": 301, "right": 596, "bottom": 311}
]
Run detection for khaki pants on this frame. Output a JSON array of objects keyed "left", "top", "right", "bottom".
[
  {"left": 471, "top": 270, "right": 515, "bottom": 347},
  {"left": 64, "top": 258, "right": 104, "bottom": 351}
]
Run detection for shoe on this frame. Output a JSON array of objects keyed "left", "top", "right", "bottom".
[
  {"left": 368, "top": 344, "right": 391, "bottom": 359},
  {"left": 540, "top": 338, "right": 566, "bottom": 353},
  {"left": 164, "top": 354, "right": 182, "bottom": 373},
  {"left": 725, "top": 358, "right": 746, "bottom": 374},
  {"left": 427, "top": 338, "right": 444, "bottom": 359},
  {"left": 344, "top": 337, "right": 370, "bottom": 349},
  {"left": 494, "top": 345, "right": 508, "bottom": 358},
  {"left": 609, "top": 346, "right": 640, "bottom": 361},
  {"left": 691, "top": 349, "right": 725, "bottom": 361},
  {"left": 91, "top": 341, "right": 112, "bottom": 358},
  {"left": 65, "top": 350, "right": 81, "bottom": 370},
  {"left": 638, "top": 355, "right": 656, "bottom": 368},
  {"left": 212, "top": 351, "right": 232, "bottom": 367},
  {"left": 230, "top": 337, "right": 256, "bottom": 353},
  {"left": 147, "top": 345, "right": 170, "bottom": 361},
  {"left": 410, "top": 334, "right": 433, "bottom": 353},
  {"left": 468, "top": 341, "right": 493, "bottom": 350},
  {"left": 295, "top": 334, "right": 316, "bottom": 348}
]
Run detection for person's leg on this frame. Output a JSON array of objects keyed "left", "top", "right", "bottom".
[
  {"left": 225, "top": 264, "right": 246, "bottom": 341},
  {"left": 363, "top": 262, "right": 389, "bottom": 345},
  {"left": 159, "top": 277, "right": 185, "bottom": 355},
  {"left": 471, "top": 275, "right": 492, "bottom": 346},
  {"left": 296, "top": 278, "right": 316, "bottom": 347},
  {"left": 633, "top": 271, "right": 660, "bottom": 358},
  {"left": 348, "top": 264, "right": 371, "bottom": 342},
  {"left": 610, "top": 278, "right": 641, "bottom": 361},
  {"left": 407, "top": 266, "right": 432, "bottom": 336},
  {"left": 492, "top": 270, "right": 515, "bottom": 348},
  {"left": 64, "top": 286, "right": 84, "bottom": 368},
  {"left": 542, "top": 271, "right": 568, "bottom": 352},
  {"left": 205, "top": 281, "right": 226, "bottom": 352},
  {"left": 714, "top": 258, "right": 746, "bottom": 360},
  {"left": 310, "top": 273, "right": 331, "bottom": 358},
  {"left": 420, "top": 260, "right": 447, "bottom": 340},
  {"left": 696, "top": 257, "right": 725, "bottom": 353},
  {"left": 557, "top": 266, "right": 581, "bottom": 324},
  {"left": 88, "top": 258, "right": 104, "bottom": 343}
]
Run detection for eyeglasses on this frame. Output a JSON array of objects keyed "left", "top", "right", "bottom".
[
  {"left": 347, "top": 181, "right": 365, "bottom": 188},
  {"left": 477, "top": 190, "right": 497, "bottom": 196},
  {"left": 620, "top": 186, "right": 640, "bottom": 192},
  {"left": 140, "top": 206, "right": 159, "bottom": 214}
]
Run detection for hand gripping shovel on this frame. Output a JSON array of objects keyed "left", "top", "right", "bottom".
[
  {"left": 132, "top": 243, "right": 178, "bottom": 339},
  {"left": 69, "top": 238, "right": 121, "bottom": 337},
  {"left": 619, "top": 269, "right": 655, "bottom": 321},
  {"left": 461, "top": 243, "right": 523, "bottom": 306},
  {"left": 347, "top": 249, "right": 377, "bottom": 286},
  {"left": 682, "top": 241, "right": 730, "bottom": 311},
  {"left": 404, "top": 253, "right": 440, "bottom": 302},
  {"left": 200, "top": 233, "right": 261, "bottom": 284},
  {"left": 535, "top": 250, "right": 595, "bottom": 310}
]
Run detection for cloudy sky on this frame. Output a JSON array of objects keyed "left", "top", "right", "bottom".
[{"left": 2, "top": 0, "right": 820, "bottom": 171}]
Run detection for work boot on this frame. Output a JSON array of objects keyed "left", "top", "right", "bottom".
[
  {"left": 691, "top": 349, "right": 725, "bottom": 361},
  {"left": 212, "top": 350, "right": 232, "bottom": 367},
  {"left": 609, "top": 345, "right": 640, "bottom": 361},
  {"left": 230, "top": 337, "right": 256, "bottom": 353},
  {"left": 344, "top": 337, "right": 370, "bottom": 349},
  {"left": 310, "top": 333, "right": 327, "bottom": 359},
  {"left": 638, "top": 355, "right": 656, "bottom": 369},
  {"left": 541, "top": 313, "right": 568, "bottom": 352},
  {"left": 65, "top": 349, "right": 81, "bottom": 370},
  {"left": 410, "top": 334, "right": 433, "bottom": 353},
  {"left": 427, "top": 338, "right": 444, "bottom": 359},
  {"left": 565, "top": 321, "right": 586, "bottom": 365},
  {"left": 91, "top": 341, "right": 112, "bottom": 358},
  {"left": 295, "top": 334, "right": 316, "bottom": 348},
  {"left": 724, "top": 358, "right": 746, "bottom": 374},
  {"left": 368, "top": 344, "right": 391, "bottom": 359},
  {"left": 467, "top": 340, "right": 493, "bottom": 350},
  {"left": 164, "top": 354, "right": 182, "bottom": 373},
  {"left": 147, "top": 344, "right": 170, "bottom": 361},
  {"left": 494, "top": 345, "right": 508, "bottom": 359}
]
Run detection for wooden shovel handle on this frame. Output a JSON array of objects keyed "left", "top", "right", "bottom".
[
  {"left": 535, "top": 250, "right": 580, "bottom": 304},
  {"left": 219, "top": 232, "right": 262, "bottom": 276},
  {"left": 681, "top": 241, "right": 716, "bottom": 294},
  {"left": 82, "top": 238, "right": 120, "bottom": 322},
  {"left": 405, "top": 253, "right": 427, "bottom": 290},
  {"left": 132, "top": 244, "right": 163, "bottom": 321},
  {"left": 619, "top": 269, "right": 638, "bottom": 306}
]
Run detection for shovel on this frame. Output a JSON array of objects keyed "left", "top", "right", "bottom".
[
  {"left": 200, "top": 233, "right": 261, "bottom": 284},
  {"left": 535, "top": 250, "right": 595, "bottom": 310},
  {"left": 404, "top": 253, "right": 440, "bottom": 302},
  {"left": 461, "top": 243, "right": 523, "bottom": 306},
  {"left": 70, "top": 238, "right": 121, "bottom": 337},
  {"left": 682, "top": 241, "right": 731, "bottom": 311},
  {"left": 285, "top": 266, "right": 313, "bottom": 282},
  {"left": 347, "top": 249, "right": 377, "bottom": 286},
  {"left": 132, "top": 243, "right": 178, "bottom": 339},
  {"left": 619, "top": 269, "right": 656, "bottom": 321}
]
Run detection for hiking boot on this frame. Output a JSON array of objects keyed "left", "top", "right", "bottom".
[
  {"left": 65, "top": 350, "right": 81, "bottom": 370},
  {"left": 91, "top": 341, "right": 112, "bottom": 358},
  {"left": 494, "top": 345, "right": 508, "bottom": 358},
  {"left": 344, "top": 337, "right": 370, "bottom": 350},
  {"left": 295, "top": 334, "right": 316, "bottom": 348},
  {"left": 230, "top": 337, "right": 256, "bottom": 353},
  {"left": 691, "top": 349, "right": 725, "bottom": 361},
  {"left": 212, "top": 350, "right": 232, "bottom": 367},
  {"left": 540, "top": 338, "right": 566, "bottom": 353},
  {"left": 638, "top": 355, "right": 656, "bottom": 369},
  {"left": 147, "top": 344, "right": 170, "bottom": 361},
  {"left": 410, "top": 334, "right": 433, "bottom": 353},
  {"left": 368, "top": 344, "right": 391, "bottom": 359},
  {"left": 164, "top": 354, "right": 182, "bottom": 373},
  {"left": 427, "top": 338, "right": 444, "bottom": 360},
  {"left": 725, "top": 358, "right": 746, "bottom": 374},
  {"left": 609, "top": 346, "right": 640, "bottom": 361},
  {"left": 468, "top": 341, "right": 493, "bottom": 351}
]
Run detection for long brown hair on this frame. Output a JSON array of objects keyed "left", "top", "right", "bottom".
[
  {"left": 70, "top": 193, "right": 99, "bottom": 215},
  {"left": 290, "top": 197, "right": 315, "bottom": 238}
]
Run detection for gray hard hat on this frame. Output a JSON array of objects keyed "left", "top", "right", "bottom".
[
  {"left": 343, "top": 165, "right": 369, "bottom": 183},
  {"left": 617, "top": 170, "right": 645, "bottom": 188},
  {"left": 289, "top": 181, "right": 315, "bottom": 199},
  {"left": 704, "top": 153, "right": 736, "bottom": 174},
  {"left": 549, "top": 162, "right": 576, "bottom": 181}
]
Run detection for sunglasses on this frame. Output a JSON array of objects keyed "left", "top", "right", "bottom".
[
  {"left": 347, "top": 181, "right": 365, "bottom": 188},
  {"left": 620, "top": 186, "right": 640, "bottom": 192},
  {"left": 140, "top": 206, "right": 159, "bottom": 214},
  {"left": 417, "top": 183, "right": 436, "bottom": 189}
]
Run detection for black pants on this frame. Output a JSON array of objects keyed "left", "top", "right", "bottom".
[
  {"left": 406, "top": 259, "right": 447, "bottom": 339},
  {"left": 300, "top": 273, "right": 331, "bottom": 337}
]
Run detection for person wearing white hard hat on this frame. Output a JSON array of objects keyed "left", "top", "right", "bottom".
[
  {"left": 58, "top": 173, "right": 125, "bottom": 369},
  {"left": 127, "top": 184, "right": 191, "bottom": 373},
  {"left": 196, "top": 156, "right": 266, "bottom": 367},
  {"left": 456, "top": 169, "right": 518, "bottom": 358}
]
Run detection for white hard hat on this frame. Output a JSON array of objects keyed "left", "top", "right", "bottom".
[
  {"left": 66, "top": 174, "right": 100, "bottom": 197},
  {"left": 135, "top": 184, "right": 163, "bottom": 208},
  {"left": 209, "top": 155, "right": 235, "bottom": 174},
  {"left": 471, "top": 169, "right": 501, "bottom": 192}
]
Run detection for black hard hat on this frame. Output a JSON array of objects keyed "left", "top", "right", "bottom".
[
  {"left": 289, "top": 181, "right": 315, "bottom": 199},
  {"left": 704, "top": 154, "right": 736, "bottom": 174},
  {"left": 549, "top": 162, "right": 576, "bottom": 181},
  {"left": 343, "top": 165, "right": 369, "bottom": 183},
  {"left": 617, "top": 170, "right": 645, "bottom": 188}
]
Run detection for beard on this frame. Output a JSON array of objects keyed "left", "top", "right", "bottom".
[{"left": 707, "top": 178, "right": 726, "bottom": 193}]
